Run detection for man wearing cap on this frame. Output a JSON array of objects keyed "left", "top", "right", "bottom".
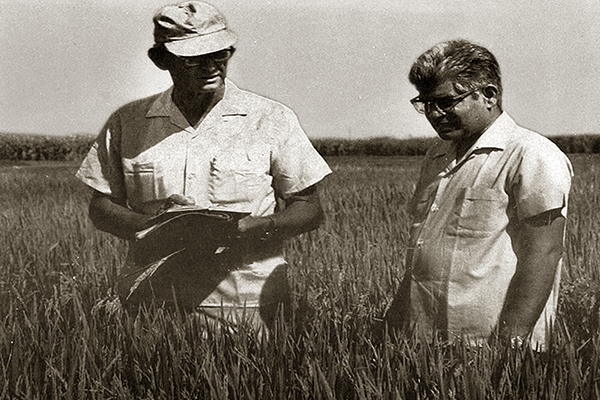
[{"left": 77, "top": 1, "right": 331, "bottom": 329}]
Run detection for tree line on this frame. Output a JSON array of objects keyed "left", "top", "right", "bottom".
[
  {"left": 312, "top": 134, "right": 600, "bottom": 157},
  {"left": 1, "top": 133, "right": 599, "bottom": 161}
]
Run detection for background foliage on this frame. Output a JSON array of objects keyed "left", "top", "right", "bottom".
[{"left": 2, "top": 133, "right": 600, "bottom": 161}]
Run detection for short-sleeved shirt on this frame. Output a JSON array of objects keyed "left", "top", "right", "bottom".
[
  {"left": 76, "top": 80, "right": 331, "bottom": 318},
  {"left": 406, "top": 112, "right": 572, "bottom": 348}
]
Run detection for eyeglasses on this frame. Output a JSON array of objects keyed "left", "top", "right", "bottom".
[
  {"left": 174, "top": 48, "right": 235, "bottom": 68},
  {"left": 410, "top": 88, "right": 479, "bottom": 115}
]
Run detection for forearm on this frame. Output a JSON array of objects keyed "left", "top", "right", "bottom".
[
  {"left": 497, "top": 258, "right": 560, "bottom": 340},
  {"left": 238, "top": 184, "right": 325, "bottom": 240},
  {"left": 89, "top": 192, "right": 152, "bottom": 241},
  {"left": 269, "top": 196, "right": 324, "bottom": 239},
  {"left": 496, "top": 214, "right": 565, "bottom": 342}
]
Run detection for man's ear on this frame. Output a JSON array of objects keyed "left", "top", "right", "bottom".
[
  {"left": 481, "top": 85, "right": 499, "bottom": 108},
  {"left": 148, "top": 47, "right": 171, "bottom": 71}
]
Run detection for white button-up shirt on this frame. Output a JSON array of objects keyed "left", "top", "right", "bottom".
[
  {"left": 406, "top": 113, "right": 573, "bottom": 348},
  {"left": 77, "top": 80, "right": 331, "bottom": 317}
]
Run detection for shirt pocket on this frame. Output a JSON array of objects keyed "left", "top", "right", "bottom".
[
  {"left": 446, "top": 187, "right": 509, "bottom": 238},
  {"left": 209, "top": 150, "right": 272, "bottom": 209},
  {"left": 123, "top": 161, "right": 166, "bottom": 205}
]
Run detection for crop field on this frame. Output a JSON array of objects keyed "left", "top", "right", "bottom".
[{"left": 1, "top": 154, "right": 600, "bottom": 399}]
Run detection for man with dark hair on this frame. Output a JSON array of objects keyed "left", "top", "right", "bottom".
[
  {"left": 77, "top": 1, "right": 331, "bottom": 330},
  {"left": 385, "top": 39, "right": 572, "bottom": 349}
]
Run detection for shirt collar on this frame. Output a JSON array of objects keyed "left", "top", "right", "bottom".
[
  {"left": 214, "top": 79, "right": 249, "bottom": 116},
  {"left": 145, "top": 79, "right": 249, "bottom": 121},
  {"left": 431, "top": 112, "right": 516, "bottom": 161},
  {"left": 469, "top": 112, "right": 516, "bottom": 152},
  {"left": 146, "top": 86, "right": 177, "bottom": 118}
]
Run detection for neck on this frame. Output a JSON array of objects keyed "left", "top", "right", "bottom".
[
  {"left": 454, "top": 111, "right": 501, "bottom": 160},
  {"left": 455, "top": 136, "right": 480, "bottom": 160},
  {"left": 172, "top": 85, "right": 225, "bottom": 127}
]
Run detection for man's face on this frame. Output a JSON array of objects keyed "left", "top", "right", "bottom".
[
  {"left": 168, "top": 48, "right": 233, "bottom": 94},
  {"left": 418, "top": 80, "right": 493, "bottom": 143}
]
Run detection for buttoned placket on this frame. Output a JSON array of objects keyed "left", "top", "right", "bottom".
[
  {"left": 410, "top": 152, "right": 459, "bottom": 275},
  {"left": 425, "top": 156, "right": 454, "bottom": 223},
  {"left": 428, "top": 146, "right": 479, "bottom": 212},
  {"left": 180, "top": 105, "right": 223, "bottom": 202},
  {"left": 432, "top": 162, "right": 453, "bottom": 210}
]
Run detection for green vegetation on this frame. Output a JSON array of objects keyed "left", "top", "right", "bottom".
[
  {"left": 2, "top": 133, "right": 600, "bottom": 161},
  {"left": 0, "top": 133, "right": 95, "bottom": 162},
  {"left": 0, "top": 155, "right": 599, "bottom": 398},
  {"left": 312, "top": 137, "right": 437, "bottom": 156},
  {"left": 313, "top": 134, "right": 600, "bottom": 156}
]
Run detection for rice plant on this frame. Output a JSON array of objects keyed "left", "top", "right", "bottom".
[{"left": 0, "top": 155, "right": 599, "bottom": 399}]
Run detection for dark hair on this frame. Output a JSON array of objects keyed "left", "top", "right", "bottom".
[
  {"left": 409, "top": 39, "right": 502, "bottom": 105},
  {"left": 147, "top": 44, "right": 173, "bottom": 70}
]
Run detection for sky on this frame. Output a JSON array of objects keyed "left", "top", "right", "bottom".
[{"left": 1, "top": 0, "right": 599, "bottom": 139}]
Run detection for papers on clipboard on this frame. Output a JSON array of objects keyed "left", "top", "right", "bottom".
[{"left": 135, "top": 206, "right": 250, "bottom": 241}]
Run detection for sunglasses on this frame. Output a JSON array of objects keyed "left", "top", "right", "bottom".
[
  {"left": 173, "top": 48, "right": 235, "bottom": 68},
  {"left": 410, "top": 88, "right": 479, "bottom": 115}
]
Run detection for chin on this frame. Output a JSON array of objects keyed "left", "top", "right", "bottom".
[{"left": 437, "top": 130, "right": 461, "bottom": 141}]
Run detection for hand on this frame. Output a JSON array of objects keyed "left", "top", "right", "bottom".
[
  {"left": 237, "top": 215, "right": 274, "bottom": 239},
  {"left": 135, "top": 194, "right": 196, "bottom": 215}
]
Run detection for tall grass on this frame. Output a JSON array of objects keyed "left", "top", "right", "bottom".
[{"left": 0, "top": 155, "right": 599, "bottom": 399}]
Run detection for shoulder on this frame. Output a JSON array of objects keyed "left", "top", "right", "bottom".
[
  {"left": 225, "top": 80, "right": 297, "bottom": 119},
  {"left": 113, "top": 92, "right": 163, "bottom": 117},
  {"left": 507, "top": 123, "right": 569, "bottom": 164},
  {"left": 505, "top": 123, "right": 573, "bottom": 187},
  {"left": 503, "top": 121, "right": 573, "bottom": 219},
  {"left": 97, "top": 92, "right": 166, "bottom": 147}
]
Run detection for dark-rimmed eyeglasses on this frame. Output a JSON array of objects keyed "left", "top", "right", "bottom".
[
  {"left": 410, "top": 88, "right": 479, "bottom": 115},
  {"left": 174, "top": 48, "right": 235, "bottom": 68}
]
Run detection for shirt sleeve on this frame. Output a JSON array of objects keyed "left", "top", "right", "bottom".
[
  {"left": 270, "top": 107, "right": 332, "bottom": 198},
  {"left": 513, "top": 140, "right": 573, "bottom": 220},
  {"left": 75, "top": 112, "right": 126, "bottom": 199}
]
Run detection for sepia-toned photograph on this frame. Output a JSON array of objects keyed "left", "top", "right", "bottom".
[{"left": 1, "top": 0, "right": 599, "bottom": 398}]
